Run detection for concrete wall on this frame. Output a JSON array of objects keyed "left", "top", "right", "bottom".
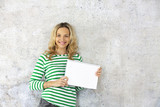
[{"left": 0, "top": 0, "right": 160, "bottom": 107}]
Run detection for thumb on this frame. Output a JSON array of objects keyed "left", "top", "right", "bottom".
[{"left": 61, "top": 76, "right": 68, "bottom": 81}]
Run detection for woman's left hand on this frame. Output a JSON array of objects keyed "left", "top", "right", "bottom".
[{"left": 96, "top": 67, "right": 102, "bottom": 77}]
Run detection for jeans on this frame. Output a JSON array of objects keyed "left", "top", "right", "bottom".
[{"left": 38, "top": 98, "right": 58, "bottom": 107}]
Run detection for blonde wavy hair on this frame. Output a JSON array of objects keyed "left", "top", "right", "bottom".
[{"left": 45, "top": 22, "right": 78, "bottom": 60}]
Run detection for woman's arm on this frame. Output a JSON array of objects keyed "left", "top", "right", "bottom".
[
  {"left": 43, "top": 76, "right": 68, "bottom": 89},
  {"left": 29, "top": 54, "right": 46, "bottom": 90}
]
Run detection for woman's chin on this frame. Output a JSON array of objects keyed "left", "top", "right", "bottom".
[
  {"left": 57, "top": 45, "right": 67, "bottom": 49},
  {"left": 57, "top": 43, "right": 69, "bottom": 48}
]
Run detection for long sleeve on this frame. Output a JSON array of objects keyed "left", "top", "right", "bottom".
[{"left": 29, "top": 54, "right": 46, "bottom": 90}]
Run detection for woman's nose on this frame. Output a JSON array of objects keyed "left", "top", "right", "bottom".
[{"left": 60, "top": 36, "right": 65, "bottom": 40}]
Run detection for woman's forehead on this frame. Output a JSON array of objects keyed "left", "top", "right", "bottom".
[{"left": 57, "top": 27, "right": 70, "bottom": 34}]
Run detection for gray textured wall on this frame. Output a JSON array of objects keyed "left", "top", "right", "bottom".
[{"left": 0, "top": 0, "right": 160, "bottom": 107}]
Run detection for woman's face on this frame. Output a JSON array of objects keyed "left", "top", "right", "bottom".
[{"left": 55, "top": 27, "right": 70, "bottom": 50}]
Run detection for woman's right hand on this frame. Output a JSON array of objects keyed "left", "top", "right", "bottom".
[
  {"left": 43, "top": 76, "right": 68, "bottom": 89},
  {"left": 53, "top": 76, "right": 69, "bottom": 87}
]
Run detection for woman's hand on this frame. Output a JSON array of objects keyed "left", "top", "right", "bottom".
[
  {"left": 43, "top": 76, "right": 68, "bottom": 89},
  {"left": 96, "top": 67, "right": 102, "bottom": 77},
  {"left": 53, "top": 76, "right": 69, "bottom": 87}
]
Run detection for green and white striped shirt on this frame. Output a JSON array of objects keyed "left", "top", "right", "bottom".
[{"left": 29, "top": 53, "right": 84, "bottom": 107}]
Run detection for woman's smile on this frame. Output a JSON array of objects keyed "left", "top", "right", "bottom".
[{"left": 58, "top": 41, "right": 67, "bottom": 45}]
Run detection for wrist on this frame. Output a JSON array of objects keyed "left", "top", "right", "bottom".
[{"left": 43, "top": 81, "right": 52, "bottom": 89}]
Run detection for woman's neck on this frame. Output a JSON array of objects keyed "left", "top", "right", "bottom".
[{"left": 56, "top": 48, "right": 67, "bottom": 55}]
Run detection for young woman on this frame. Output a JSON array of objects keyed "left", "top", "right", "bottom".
[{"left": 29, "top": 22, "right": 102, "bottom": 107}]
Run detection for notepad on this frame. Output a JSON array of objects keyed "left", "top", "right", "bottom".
[{"left": 65, "top": 59, "right": 100, "bottom": 89}]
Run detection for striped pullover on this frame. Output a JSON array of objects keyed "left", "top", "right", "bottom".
[{"left": 29, "top": 53, "right": 84, "bottom": 107}]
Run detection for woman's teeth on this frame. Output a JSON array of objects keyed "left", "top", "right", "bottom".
[{"left": 59, "top": 42, "right": 66, "bottom": 45}]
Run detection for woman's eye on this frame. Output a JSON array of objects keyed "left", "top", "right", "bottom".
[
  {"left": 57, "top": 35, "right": 60, "bottom": 37},
  {"left": 65, "top": 35, "right": 69, "bottom": 37}
]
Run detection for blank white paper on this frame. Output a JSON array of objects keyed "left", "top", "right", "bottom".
[{"left": 65, "top": 59, "right": 100, "bottom": 89}]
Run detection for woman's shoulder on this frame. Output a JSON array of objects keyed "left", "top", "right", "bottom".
[
  {"left": 73, "top": 53, "right": 83, "bottom": 61},
  {"left": 38, "top": 53, "right": 49, "bottom": 60},
  {"left": 73, "top": 53, "right": 81, "bottom": 57}
]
